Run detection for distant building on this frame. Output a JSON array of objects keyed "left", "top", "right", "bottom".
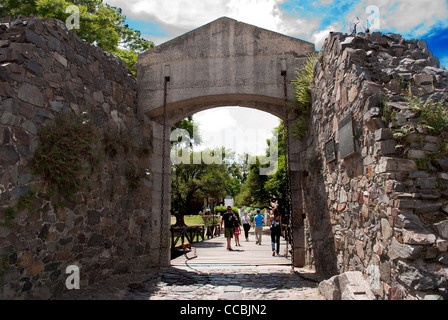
[{"left": 224, "top": 195, "right": 234, "bottom": 208}]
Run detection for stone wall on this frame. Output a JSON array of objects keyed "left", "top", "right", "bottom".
[
  {"left": 2, "top": 15, "right": 448, "bottom": 301},
  {"left": 301, "top": 31, "right": 448, "bottom": 299},
  {"left": 0, "top": 16, "right": 153, "bottom": 299}
]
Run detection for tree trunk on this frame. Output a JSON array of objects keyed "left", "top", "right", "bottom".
[{"left": 174, "top": 210, "right": 187, "bottom": 227}]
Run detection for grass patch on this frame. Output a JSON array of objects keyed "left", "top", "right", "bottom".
[
  {"left": 171, "top": 215, "right": 206, "bottom": 226},
  {"left": 406, "top": 88, "right": 448, "bottom": 136},
  {"left": 381, "top": 88, "right": 448, "bottom": 161}
]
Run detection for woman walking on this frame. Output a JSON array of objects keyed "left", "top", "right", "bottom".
[
  {"left": 241, "top": 211, "right": 251, "bottom": 241},
  {"left": 269, "top": 208, "right": 282, "bottom": 256}
]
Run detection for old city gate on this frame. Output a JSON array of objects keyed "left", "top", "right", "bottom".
[{"left": 136, "top": 17, "right": 316, "bottom": 268}]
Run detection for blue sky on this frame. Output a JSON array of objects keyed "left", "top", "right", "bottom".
[
  {"left": 107, "top": 0, "right": 448, "bottom": 67},
  {"left": 104, "top": 0, "right": 448, "bottom": 155}
]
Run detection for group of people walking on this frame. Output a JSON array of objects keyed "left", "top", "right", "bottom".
[{"left": 220, "top": 206, "right": 282, "bottom": 256}]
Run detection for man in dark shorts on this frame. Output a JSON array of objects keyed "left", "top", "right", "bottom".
[{"left": 221, "top": 206, "right": 236, "bottom": 251}]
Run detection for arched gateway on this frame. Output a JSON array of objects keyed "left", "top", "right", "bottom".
[{"left": 136, "top": 17, "right": 316, "bottom": 268}]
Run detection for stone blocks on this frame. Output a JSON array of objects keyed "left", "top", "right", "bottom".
[
  {"left": 0, "top": 16, "right": 150, "bottom": 300},
  {"left": 305, "top": 29, "right": 448, "bottom": 300},
  {"left": 319, "top": 271, "right": 376, "bottom": 300}
]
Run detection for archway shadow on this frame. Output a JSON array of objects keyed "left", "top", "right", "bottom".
[{"left": 122, "top": 265, "right": 322, "bottom": 300}]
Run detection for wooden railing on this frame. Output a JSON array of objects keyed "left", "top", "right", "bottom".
[{"left": 170, "top": 224, "right": 221, "bottom": 250}]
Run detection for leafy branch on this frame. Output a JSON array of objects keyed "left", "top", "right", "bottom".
[{"left": 291, "top": 53, "right": 318, "bottom": 141}]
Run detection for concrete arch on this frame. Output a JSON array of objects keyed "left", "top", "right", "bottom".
[
  {"left": 137, "top": 17, "right": 316, "bottom": 122},
  {"left": 137, "top": 17, "right": 315, "bottom": 268},
  {"left": 148, "top": 93, "right": 290, "bottom": 125}
]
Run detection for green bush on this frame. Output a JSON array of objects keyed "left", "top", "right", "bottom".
[
  {"left": 203, "top": 216, "right": 221, "bottom": 225},
  {"left": 291, "top": 53, "right": 318, "bottom": 140},
  {"left": 405, "top": 87, "right": 448, "bottom": 136},
  {"left": 31, "top": 113, "right": 99, "bottom": 200},
  {"left": 292, "top": 53, "right": 317, "bottom": 114},
  {"left": 410, "top": 99, "right": 448, "bottom": 135},
  {"left": 214, "top": 206, "right": 238, "bottom": 215}
]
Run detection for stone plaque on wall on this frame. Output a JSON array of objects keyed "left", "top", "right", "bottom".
[
  {"left": 338, "top": 115, "right": 356, "bottom": 159},
  {"left": 325, "top": 138, "right": 336, "bottom": 163}
]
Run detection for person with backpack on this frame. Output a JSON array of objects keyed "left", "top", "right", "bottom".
[
  {"left": 269, "top": 208, "right": 282, "bottom": 256},
  {"left": 221, "top": 206, "right": 237, "bottom": 251}
]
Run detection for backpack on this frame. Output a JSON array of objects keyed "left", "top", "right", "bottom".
[{"left": 271, "top": 216, "right": 281, "bottom": 230}]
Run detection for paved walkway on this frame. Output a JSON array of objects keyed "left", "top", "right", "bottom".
[
  {"left": 58, "top": 228, "right": 325, "bottom": 300},
  {"left": 172, "top": 226, "right": 291, "bottom": 266}
]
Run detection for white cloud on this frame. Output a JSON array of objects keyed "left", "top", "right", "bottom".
[
  {"left": 104, "top": 0, "right": 318, "bottom": 45},
  {"left": 311, "top": 22, "right": 341, "bottom": 49},
  {"left": 225, "top": 0, "right": 284, "bottom": 32},
  {"left": 106, "top": 0, "right": 285, "bottom": 32},
  {"left": 103, "top": 0, "right": 447, "bottom": 154},
  {"left": 126, "top": 0, "right": 227, "bottom": 28},
  {"left": 194, "top": 108, "right": 237, "bottom": 134},
  {"left": 384, "top": 0, "right": 448, "bottom": 34},
  {"left": 348, "top": 0, "right": 448, "bottom": 36},
  {"left": 105, "top": 0, "right": 448, "bottom": 47}
]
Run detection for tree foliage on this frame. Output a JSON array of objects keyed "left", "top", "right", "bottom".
[
  {"left": 171, "top": 149, "right": 231, "bottom": 226},
  {"left": 235, "top": 122, "right": 288, "bottom": 213},
  {"left": 170, "top": 117, "right": 235, "bottom": 226},
  {"left": 0, "top": 0, "right": 154, "bottom": 75}
]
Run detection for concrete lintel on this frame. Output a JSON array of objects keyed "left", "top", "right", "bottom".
[{"left": 145, "top": 94, "right": 290, "bottom": 124}]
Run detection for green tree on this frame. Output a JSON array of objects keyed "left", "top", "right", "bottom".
[
  {"left": 171, "top": 156, "right": 206, "bottom": 227},
  {"left": 200, "top": 158, "right": 231, "bottom": 203},
  {"left": 171, "top": 150, "right": 231, "bottom": 227},
  {"left": 234, "top": 122, "right": 288, "bottom": 213},
  {"left": 234, "top": 158, "right": 269, "bottom": 208},
  {"left": 265, "top": 122, "right": 289, "bottom": 214},
  {"left": 1, "top": 0, "right": 36, "bottom": 16},
  {"left": 0, "top": 0, "right": 154, "bottom": 74},
  {"left": 226, "top": 176, "right": 241, "bottom": 199},
  {"left": 171, "top": 115, "right": 201, "bottom": 148},
  {"left": 170, "top": 117, "right": 233, "bottom": 226}
]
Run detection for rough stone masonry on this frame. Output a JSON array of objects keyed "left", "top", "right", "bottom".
[
  {"left": 300, "top": 31, "right": 448, "bottom": 300},
  {"left": 0, "top": 15, "right": 448, "bottom": 300},
  {"left": 0, "top": 15, "right": 154, "bottom": 299}
]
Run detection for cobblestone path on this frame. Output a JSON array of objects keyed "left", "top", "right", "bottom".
[{"left": 58, "top": 265, "right": 324, "bottom": 300}]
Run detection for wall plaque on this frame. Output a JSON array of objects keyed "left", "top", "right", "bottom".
[
  {"left": 338, "top": 115, "right": 356, "bottom": 159},
  {"left": 325, "top": 139, "right": 336, "bottom": 163}
]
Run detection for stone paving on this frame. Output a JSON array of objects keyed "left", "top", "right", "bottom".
[
  {"left": 58, "top": 265, "right": 324, "bottom": 300},
  {"left": 58, "top": 229, "right": 325, "bottom": 300}
]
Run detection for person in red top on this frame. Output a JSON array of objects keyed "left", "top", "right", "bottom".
[{"left": 234, "top": 213, "right": 241, "bottom": 247}]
